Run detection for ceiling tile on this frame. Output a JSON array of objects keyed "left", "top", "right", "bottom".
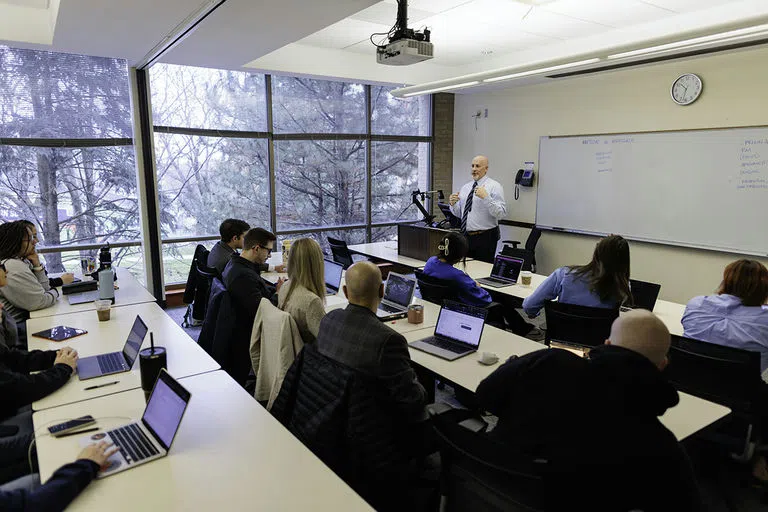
[
  {"left": 350, "top": 2, "right": 434, "bottom": 25},
  {"left": 542, "top": 0, "right": 673, "bottom": 28},
  {"left": 637, "top": 0, "right": 730, "bottom": 13},
  {"left": 298, "top": 18, "right": 392, "bottom": 49}
]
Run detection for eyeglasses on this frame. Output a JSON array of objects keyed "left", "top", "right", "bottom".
[{"left": 258, "top": 245, "right": 273, "bottom": 255}]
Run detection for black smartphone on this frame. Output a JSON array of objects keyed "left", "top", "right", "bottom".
[{"left": 48, "top": 415, "right": 96, "bottom": 437}]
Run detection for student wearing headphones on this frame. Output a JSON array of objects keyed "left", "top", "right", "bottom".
[{"left": 422, "top": 232, "right": 542, "bottom": 340}]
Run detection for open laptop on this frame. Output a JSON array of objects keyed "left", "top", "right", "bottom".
[
  {"left": 67, "top": 290, "right": 101, "bottom": 305},
  {"left": 476, "top": 254, "right": 525, "bottom": 288},
  {"left": 77, "top": 315, "right": 148, "bottom": 380},
  {"left": 376, "top": 272, "right": 416, "bottom": 321},
  {"left": 621, "top": 279, "right": 662, "bottom": 312},
  {"left": 324, "top": 259, "right": 343, "bottom": 295},
  {"left": 409, "top": 300, "right": 488, "bottom": 361},
  {"left": 82, "top": 369, "right": 191, "bottom": 478}
]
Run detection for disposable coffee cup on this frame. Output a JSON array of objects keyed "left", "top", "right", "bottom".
[
  {"left": 94, "top": 300, "right": 111, "bottom": 321},
  {"left": 407, "top": 304, "right": 424, "bottom": 324},
  {"left": 520, "top": 271, "right": 532, "bottom": 286},
  {"left": 140, "top": 347, "right": 167, "bottom": 402}
]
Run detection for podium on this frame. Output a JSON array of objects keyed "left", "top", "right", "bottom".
[{"left": 397, "top": 224, "right": 454, "bottom": 262}]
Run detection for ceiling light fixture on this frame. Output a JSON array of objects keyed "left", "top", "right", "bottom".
[
  {"left": 402, "top": 81, "right": 481, "bottom": 97},
  {"left": 482, "top": 58, "right": 601, "bottom": 83},
  {"left": 607, "top": 23, "right": 768, "bottom": 60}
]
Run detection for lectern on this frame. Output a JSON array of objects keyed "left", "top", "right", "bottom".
[{"left": 398, "top": 224, "right": 454, "bottom": 262}]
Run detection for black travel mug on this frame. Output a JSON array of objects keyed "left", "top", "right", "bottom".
[{"left": 139, "top": 346, "right": 167, "bottom": 402}]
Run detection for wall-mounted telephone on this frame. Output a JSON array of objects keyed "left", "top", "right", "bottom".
[{"left": 514, "top": 168, "right": 535, "bottom": 200}]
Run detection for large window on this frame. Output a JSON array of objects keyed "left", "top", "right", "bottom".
[
  {"left": 151, "top": 66, "right": 432, "bottom": 284},
  {"left": 0, "top": 46, "right": 141, "bottom": 277}
]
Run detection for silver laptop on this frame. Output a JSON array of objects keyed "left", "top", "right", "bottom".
[
  {"left": 82, "top": 369, "right": 191, "bottom": 478},
  {"left": 67, "top": 290, "right": 101, "bottom": 305},
  {"left": 324, "top": 259, "right": 343, "bottom": 295},
  {"left": 409, "top": 300, "right": 488, "bottom": 361},
  {"left": 77, "top": 316, "right": 148, "bottom": 380},
  {"left": 476, "top": 255, "right": 524, "bottom": 288},
  {"left": 376, "top": 272, "right": 416, "bottom": 321}
]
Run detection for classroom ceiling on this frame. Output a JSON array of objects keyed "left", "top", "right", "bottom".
[{"left": 1, "top": 0, "right": 768, "bottom": 90}]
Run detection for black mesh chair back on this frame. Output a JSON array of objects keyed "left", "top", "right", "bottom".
[
  {"left": 628, "top": 279, "right": 661, "bottom": 310},
  {"left": 414, "top": 269, "right": 460, "bottom": 304},
  {"left": 666, "top": 335, "right": 762, "bottom": 413},
  {"left": 500, "top": 228, "right": 542, "bottom": 272},
  {"left": 327, "top": 236, "right": 354, "bottom": 269},
  {"left": 431, "top": 407, "right": 547, "bottom": 512},
  {"left": 544, "top": 301, "right": 619, "bottom": 348}
]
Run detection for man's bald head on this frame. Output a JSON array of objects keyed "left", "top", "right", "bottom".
[
  {"left": 471, "top": 155, "right": 489, "bottom": 181},
  {"left": 606, "top": 310, "right": 670, "bottom": 370},
  {"left": 343, "top": 261, "right": 383, "bottom": 310}
]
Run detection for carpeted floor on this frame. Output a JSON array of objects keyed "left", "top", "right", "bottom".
[{"left": 164, "top": 304, "right": 766, "bottom": 511}]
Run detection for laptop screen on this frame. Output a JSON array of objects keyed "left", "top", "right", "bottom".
[
  {"left": 383, "top": 273, "right": 416, "bottom": 308},
  {"left": 122, "top": 316, "right": 148, "bottom": 367},
  {"left": 324, "top": 259, "right": 343, "bottom": 290},
  {"left": 629, "top": 279, "right": 661, "bottom": 310},
  {"left": 491, "top": 255, "right": 524, "bottom": 283},
  {"left": 142, "top": 371, "right": 191, "bottom": 451},
  {"left": 434, "top": 301, "right": 487, "bottom": 348}
]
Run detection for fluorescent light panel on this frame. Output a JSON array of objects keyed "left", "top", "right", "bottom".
[
  {"left": 402, "top": 81, "right": 481, "bottom": 97},
  {"left": 482, "top": 58, "right": 601, "bottom": 83},
  {"left": 607, "top": 23, "right": 768, "bottom": 59}
]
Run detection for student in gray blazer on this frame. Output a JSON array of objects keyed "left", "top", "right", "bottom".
[{"left": 315, "top": 261, "right": 427, "bottom": 423}]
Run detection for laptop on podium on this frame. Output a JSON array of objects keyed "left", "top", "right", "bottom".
[
  {"left": 476, "top": 254, "right": 525, "bottom": 288},
  {"left": 77, "top": 315, "right": 148, "bottom": 380},
  {"left": 409, "top": 301, "right": 488, "bottom": 361}
]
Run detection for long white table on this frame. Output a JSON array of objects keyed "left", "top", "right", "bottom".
[
  {"left": 348, "top": 241, "right": 428, "bottom": 268},
  {"left": 32, "top": 370, "right": 372, "bottom": 511},
  {"left": 27, "top": 302, "right": 219, "bottom": 411},
  {"left": 30, "top": 267, "right": 156, "bottom": 319}
]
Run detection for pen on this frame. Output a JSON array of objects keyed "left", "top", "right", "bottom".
[
  {"left": 57, "top": 427, "right": 99, "bottom": 439},
  {"left": 83, "top": 381, "right": 119, "bottom": 391}
]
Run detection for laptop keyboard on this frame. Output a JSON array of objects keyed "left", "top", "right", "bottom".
[
  {"left": 379, "top": 303, "right": 400, "bottom": 314},
  {"left": 422, "top": 336, "right": 469, "bottom": 354},
  {"left": 108, "top": 423, "right": 159, "bottom": 464},
  {"left": 484, "top": 277, "right": 510, "bottom": 284},
  {"left": 97, "top": 352, "right": 124, "bottom": 374}
]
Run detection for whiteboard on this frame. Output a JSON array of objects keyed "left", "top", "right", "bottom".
[{"left": 536, "top": 127, "right": 768, "bottom": 256}]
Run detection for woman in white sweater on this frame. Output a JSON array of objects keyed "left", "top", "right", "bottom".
[
  {"left": 277, "top": 238, "right": 326, "bottom": 343},
  {"left": 0, "top": 222, "right": 59, "bottom": 322}
]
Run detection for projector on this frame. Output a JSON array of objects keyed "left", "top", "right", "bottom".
[{"left": 376, "top": 38, "right": 434, "bottom": 66}]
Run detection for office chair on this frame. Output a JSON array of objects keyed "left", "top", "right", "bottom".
[
  {"left": 414, "top": 270, "right": 505, "bottom": 329},
  {"left": 428, "top": 404, "right": 548, "bottom": 512},
  {"left": 627, "top": 279, "right": 661, "bottom": 310},
  {"left": 544, "top": 301, "right": 619, "bottom": 349},
  {"left": 501, "top": 227, "right": 542, "bottom": 272},
  {"left": 665, "top": 335, "right": 765, "bottom": 460},
  {"left": 327, "top": 236, "right": 355, "bottom": 269}
]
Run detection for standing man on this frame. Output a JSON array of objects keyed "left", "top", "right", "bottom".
[{"left": 449, "top": 155, "right": 507, "bottom": 263}]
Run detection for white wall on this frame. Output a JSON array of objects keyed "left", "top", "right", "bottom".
[{"left": 453, "top": 46, "right": 768, "bottom": 304}]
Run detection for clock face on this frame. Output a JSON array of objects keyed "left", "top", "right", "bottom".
[{"left": 671, "top": 73, "right": 703, "bottom": 106}]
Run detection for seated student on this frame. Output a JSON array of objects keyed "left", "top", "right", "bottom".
[
  {"left": 277, "top": 238, "right": 325, "bottom": 343},
  {"left": 0, "top": 441, "right": 116, "bottom": 510},
  {"left": 208, "top": 219, "right": 285, "bottom": 275},
  {"left": 17, "top": 220, "right": 75, "bottom": 288},
  {"left": 682, "top": 259, "right": 768, "bottom": 376},
  {"left": 422, "top": 232, "right": 542, "bottom": 339},
  {"left": 476, "top": 310, "right": 702, "bottom": 511},
  {"left": 0, "top": 261, "right": 78, "bottom": 482},
  {"left": 0, "top": 222, "right": 60, "bottom": 323},
  {"left": 316, "top": 261, "right": 427, "bottom": 423},
  {"left": 522, "top": 234, "right": 631, "bottom": 317}
]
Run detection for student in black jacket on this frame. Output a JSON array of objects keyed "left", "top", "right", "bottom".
[
  {"left": 221, "top": 228, "right": 284, "bottom": 384},
  {"left": 476, "top": 310, "right": 703, "bottom": 512},
  {"left": 0, "top": 440, "right": 117, "bottom": 511}
]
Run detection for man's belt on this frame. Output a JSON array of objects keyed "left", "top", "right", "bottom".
[{"left": 466, "top": 229, "right": 493, "bottom": 236}]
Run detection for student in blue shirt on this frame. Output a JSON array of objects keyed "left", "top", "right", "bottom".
[
  {"left": 422, "top": 232, "right": 542, "bottom": 339},
  {"left": 682, "top": 259, "right": 768, "bottom": 377},
  {"left": 522, "top": 235, "right": 631, "bottom": 317}
]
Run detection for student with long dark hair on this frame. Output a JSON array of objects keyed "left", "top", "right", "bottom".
[
  {"left": 0, "top": 222, "right": 59, "bottom": 323},
  {"left": 523, "top": 234, "right": 631, "bottom": 317},
  {"left": 16, "top": 220, "right": 75, "bottom": 288},
  {"left": 423, "top": 232, "right": 542, "bottom": 339}
]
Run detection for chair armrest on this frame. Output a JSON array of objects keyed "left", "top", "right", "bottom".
[{"left": 501, "top": 239, "right": 521, "bottom": 249}]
